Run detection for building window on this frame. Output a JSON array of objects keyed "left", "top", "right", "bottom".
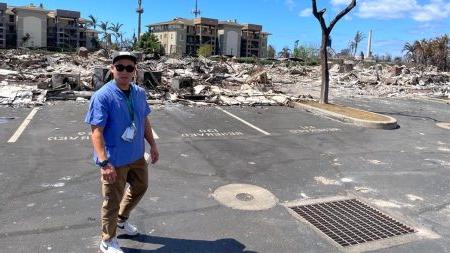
[
  {"left": 0, "top": 10, "right": 3, "bottom": 15},
  {"left": 9, "top": 15, "right": 14, "bottom": 23},
  {"left": 179, "top": 34, "right": 184, "bottom": 41},
  {"left": 9, "top": 25, "right": 14, "bottom": 32},
  {"left": 171, "top": 34, "right": 173, "bottom": 40}
]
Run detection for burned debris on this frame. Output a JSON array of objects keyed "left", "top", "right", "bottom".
[{"left": 0, "top": 48, "right": 449, "bottom": 107}]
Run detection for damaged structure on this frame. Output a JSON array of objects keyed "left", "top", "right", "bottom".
[
  {"left": 0, "top": 48, "right": 449, "bottom": 107},
  {"left": 149, "top": 17, "right": 270, "bottom": 57},
  {"left": 0, "top": 3, "right": 98, "bottom": 50}
]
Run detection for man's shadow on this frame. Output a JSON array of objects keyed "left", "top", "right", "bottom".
[{"left": 119, "top": 234, "right": 258, "bottom": 253}]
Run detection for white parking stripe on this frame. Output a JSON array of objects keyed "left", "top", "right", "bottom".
[
  {"left": 152, "top": 129, "right": 159, "bottom": 139},
  {"left": 7, "top": 107, "right": 39, "bottom": 143},
  {"left": 216, "top": 107, "right": 271, "bottom": 136}
]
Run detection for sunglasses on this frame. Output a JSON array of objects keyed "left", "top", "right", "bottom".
[{"left": 114, "top": 64, "right": 135, "bottom": 73}]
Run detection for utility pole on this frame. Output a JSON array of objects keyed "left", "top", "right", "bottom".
[
  {"left": 192, "top": 0, "right": 201, "bottom": 18},
  {"left": 137, "top": 0, "right": 144, "bottom": 40}
]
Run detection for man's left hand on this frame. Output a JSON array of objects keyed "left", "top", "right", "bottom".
[{"left": 150, "top": 145, "right": 159, "bottom": 164}]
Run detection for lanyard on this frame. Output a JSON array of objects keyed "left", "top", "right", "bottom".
[{"left": 125, "top": 88, "right": 134, "bottom": 123}]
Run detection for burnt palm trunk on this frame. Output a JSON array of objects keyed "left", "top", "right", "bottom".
[
  {"left": 312, "top": 0, "right": 356, "bottom": 104},
  {"left": 320, "top": 32, "right": 330, "bottom": 103}
]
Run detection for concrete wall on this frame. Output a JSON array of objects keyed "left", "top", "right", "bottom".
[
  {"left": 15, "top": 9, "right": 47, "bottom": 48},
  {"left": 218, "top": 26, "right": 241, "bottom": 57},
  {"left": 260, "top": 36, "right": 268, "bottom": 58}
]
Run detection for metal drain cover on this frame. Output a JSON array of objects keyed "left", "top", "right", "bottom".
[{"left": 285, "top": 196, "right": 424, "bottom": 252}]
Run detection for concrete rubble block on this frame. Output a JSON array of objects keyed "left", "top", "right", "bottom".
[
  {"left": 246, "top": 70, "right": 269, "bottom": 84},
  {"left": 0, "top": 69, "right": 19, "bottom": 76},
  {"left": 136, "top": 71, "right": 162, "bottom": 89},
  {"left": 219, "top": 95, "right": 240, "bottom": 105},
  {"left": 93, "top": 49, "right": 109, "bottom": 58},
  {"left": 77, "top": 47, "right": 89, "bottom": 58},
  {"left": 270, "top": 95, "right": 291, "bottom": 105},
  {"left": 210, "top": 65, "right": 229, "bottom": 74},
  {"left": 390, "top": 66, "right": 402, "bottom": 76},
  {"left": 73, "top": 91, "right": 93, "bottom": 99},
  {"left": 402, "top": 68, "right": 411, "bottom": 75},
  {"left": 171, "top": 77, "right": 193, "bottom": 90},
  {"left": 37, "top": 82, "right": 51, "bottom": 89},
  {"left": 51, "top": 73, "right": 80, "bottom": 90},
  {"left": 341, "top": 60, "right": 355, "bottom": 73},
  {"left": 381, "top": 77, "right": 398, "bottom": 86},
  {"left": 92, "top": 67, "right": 112, "bottom": 90},
  {"left": 290, "top": 68, "right": 306, "bottom": 75},
  {"left": 194, "top": 85, "right": 207, "bottom": 95}
]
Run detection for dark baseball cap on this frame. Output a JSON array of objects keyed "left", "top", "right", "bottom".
[{"left": 112, "top": 51, "right": 137, "bottom": 64}]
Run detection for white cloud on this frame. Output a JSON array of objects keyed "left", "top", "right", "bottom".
[
  {"left": 299, "top": 8, "right": 313, "bottom": 17},
  {"left": 285, "top": 0, "right": 296, "bottom": 11},
  {"left": 357, "top": 0, "right": 418, "bottom": 19},
  {"left": 412, "top": 0, "right": 450, "bottom": 21},
  {"left": 356, "top": 0, "right": 450, "bottom": 22},
  {"left": 331, "top": 0, "right": 353, "bottom": 6}
]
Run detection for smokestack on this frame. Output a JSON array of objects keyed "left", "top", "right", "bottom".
[{"left": 367, "top": 30, "right": 372, "bottom": 58}]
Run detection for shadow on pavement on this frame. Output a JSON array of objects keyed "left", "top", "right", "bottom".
[{"left": 120, "top": 233, "right": 258, "bottom": 253}]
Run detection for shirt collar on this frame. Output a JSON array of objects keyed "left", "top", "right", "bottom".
[{"left": 109, "top": 80, "right": 135, "bottom": 100}]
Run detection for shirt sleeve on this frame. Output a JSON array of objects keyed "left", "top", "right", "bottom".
[
  {"left": 144, "top": 100, "right": 151, "bottom": 117},
  {"left": 141, "top": 89, "right": 151, "bottom": 117},
  {"left": 85, "top": 93, "right": 109, "bottom": 127}
]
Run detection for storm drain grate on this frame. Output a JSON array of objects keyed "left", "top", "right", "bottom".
[{"left": 290, "top": 199, "right": 415, "bottom": 247}]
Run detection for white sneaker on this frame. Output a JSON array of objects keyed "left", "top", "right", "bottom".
[
  {"left": 100, "top": 237, "right": 123, "bottom": 253},
  {"left": 117, "top": 221, "right": 138, "bottom": 236}
]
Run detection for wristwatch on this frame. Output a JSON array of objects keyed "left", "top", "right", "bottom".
[{"left": 98, "top": 159, "right": 109, "bottom": 168}]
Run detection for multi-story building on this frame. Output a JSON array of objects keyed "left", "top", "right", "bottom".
[
  {"left": 218, "top": 20, "right": 242, "bottom": 57},
  {"left": 149, "top": 17, "right": 270, "bottom": 57},
  {"left": 0, "top": 3, "right": 98, "bottom": 50},
  {"left": 0, "top": 3, "right": 6, "bottom": 48}
]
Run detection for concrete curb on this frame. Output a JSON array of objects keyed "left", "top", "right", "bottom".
[
  {"left": 289, "top": 101, "right": 398, "bottom": 130},
  {"left": 413, "top": 96, "right": 450, "bottom": 105}
]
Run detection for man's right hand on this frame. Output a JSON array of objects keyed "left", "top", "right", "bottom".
[{"left": 101, "top": 164, "right": 117, "bottom": 183}]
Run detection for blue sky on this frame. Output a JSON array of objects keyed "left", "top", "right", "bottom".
[{"left": 5, "top": 0, "right": 450, "bottom": 56}]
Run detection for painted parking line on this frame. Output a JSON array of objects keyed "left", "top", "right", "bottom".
[
  {"left": 216, "top": 106, "right": 271, "bottom": 136},
  {"left": 7, "top": 107, "right": 39, "bottom": 143}
]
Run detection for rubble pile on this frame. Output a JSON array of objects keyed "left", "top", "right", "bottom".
[
  {"left": 330, "top": 62, "right": 450, "bottom": 98},
  {"left": 0, "top": 48, "right": 449, "bottom": 107}
]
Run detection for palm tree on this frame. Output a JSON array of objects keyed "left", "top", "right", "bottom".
[
  {"left": 109, "top": 22, "right": 124, "bottom": 46},
  {"left": 278, "top": 47, "right": 291, "bottom": 58},
  {"left": 99, "top": 21, "right": 110, "bottom": 47},
  {"left": 402, "top": 42, "right": 415, "bottom": 63},
  {"left": 352, "top": 31, "right": 365, "bottom": 56},
  {"left": 88, "top": 15, "right": 97, "bottom": 30}
]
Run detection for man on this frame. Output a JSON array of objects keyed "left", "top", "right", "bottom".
[{"left": 85, "top": 51, "right": 159, "bottom": 253}]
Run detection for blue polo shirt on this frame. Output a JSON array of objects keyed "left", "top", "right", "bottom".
[{"left": 85, "top": 80, "right": 151, "bottom": 167}]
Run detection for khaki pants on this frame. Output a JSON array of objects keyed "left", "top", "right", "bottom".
[{"left": 101, "top": 157, "right": 148, "bottom": 241}]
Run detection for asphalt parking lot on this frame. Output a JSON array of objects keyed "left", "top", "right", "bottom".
[{"left": 0, "top": 97, "right": 450, "bottom": 253}]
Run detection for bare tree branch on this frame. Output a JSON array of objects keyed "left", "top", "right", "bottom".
[
  {"left": 312, "top": 0, "right": 327, "bottom": 32},
  {"left": 328, "top": 0, "right": 356, "bottom": 33}
]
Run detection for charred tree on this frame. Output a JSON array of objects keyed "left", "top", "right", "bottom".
[{"left": 312, "top": 0, "right": 356, "bottom": 104}]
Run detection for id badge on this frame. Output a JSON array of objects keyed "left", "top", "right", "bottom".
[{"left": 121, "top": 123, "right": 136, "bottom": 142}]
